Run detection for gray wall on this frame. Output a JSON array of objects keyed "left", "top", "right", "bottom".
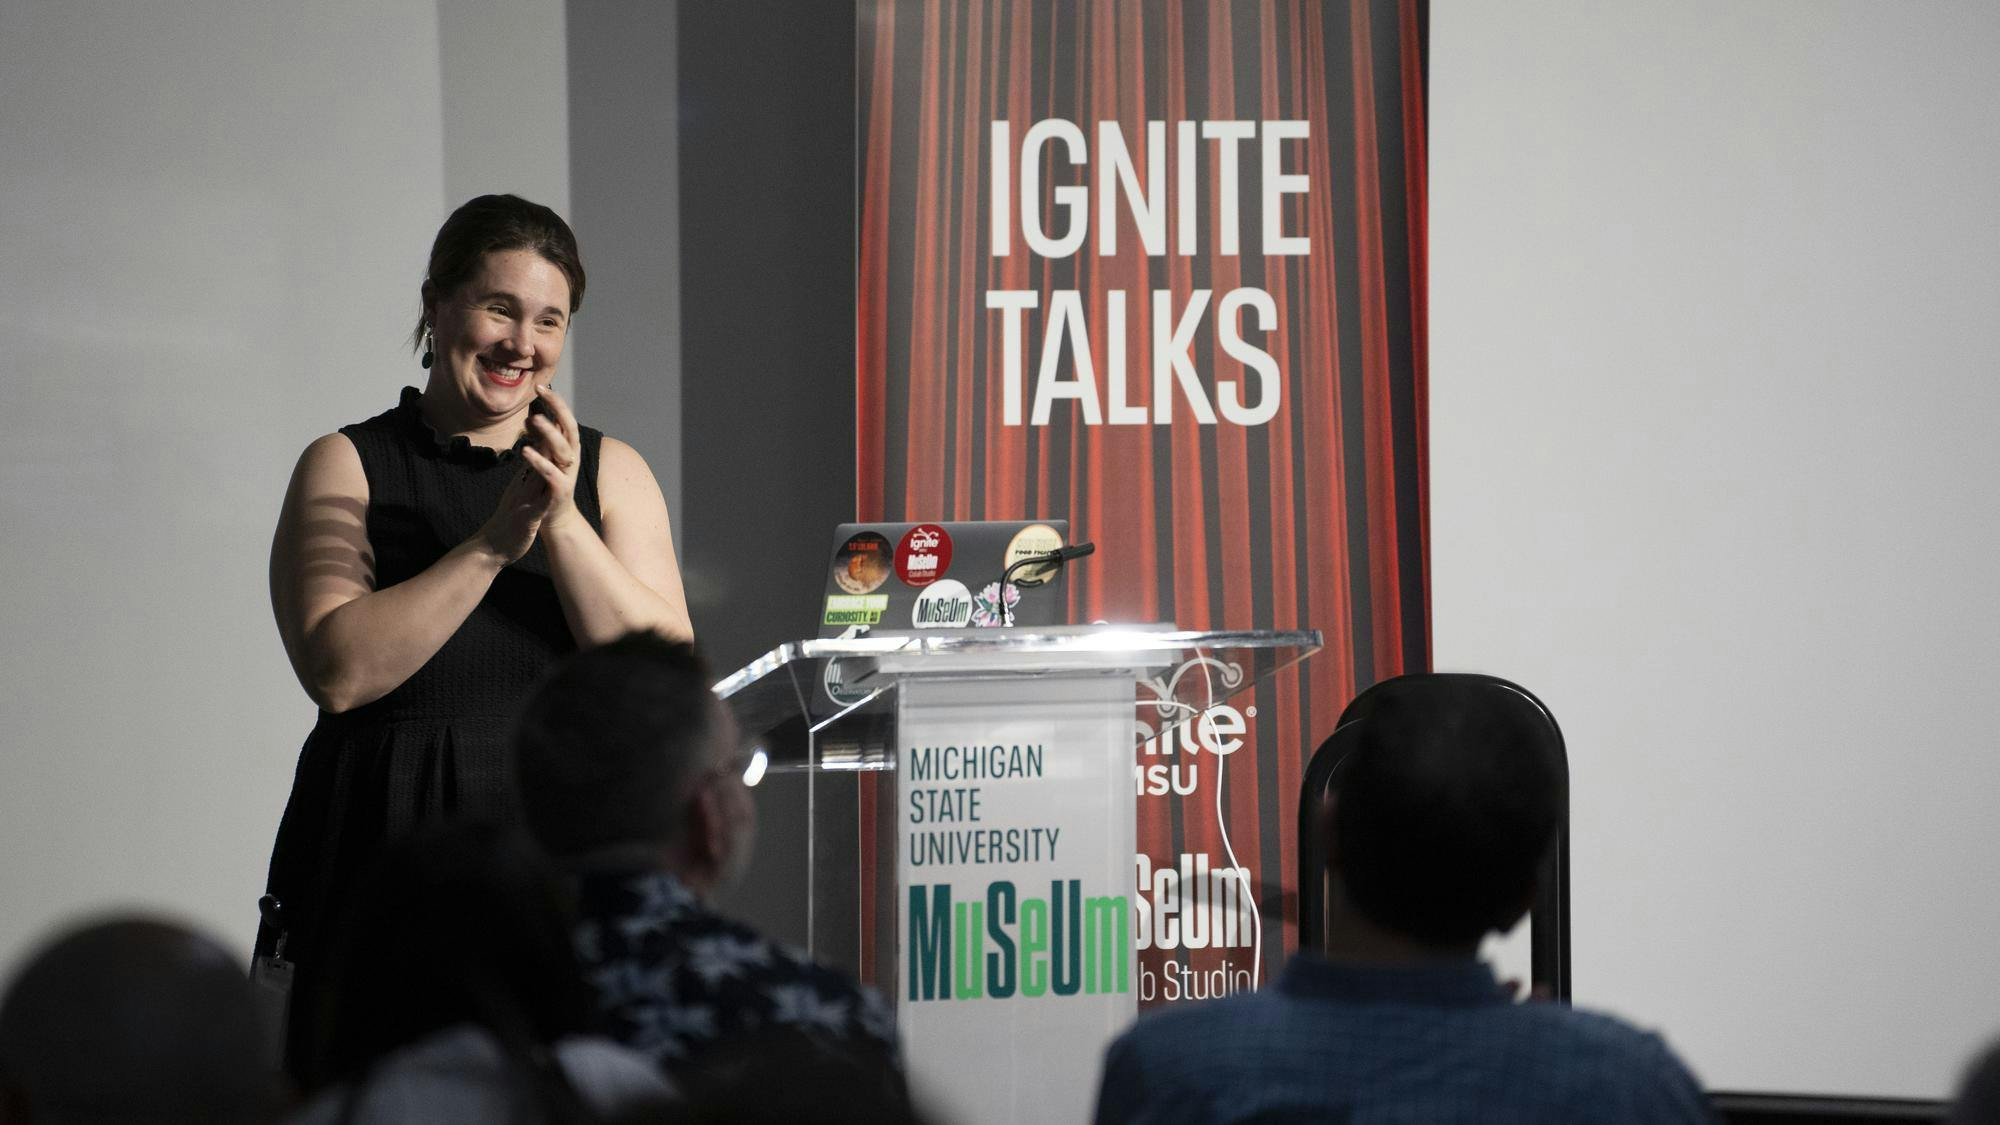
[
  {"left": 0, "top": 0, "right": 568, "bottom": 975},
  {"left": 566, "top": 0, "right": 680, "bottom": 534},
  {"left": 672, "top": 0, "right": 858, "bottom": 943},
  {"left": 1432, "top": 0, "right": 2000, "bottom": 1099},
  {"left": 556, "top": 0, "right": 858, "bottom": 948},
  {"left": 440, "top": 0, "right": 571, "bottom": 224},
  {"left": 0, "top": 1, "right": 446, "bottom": 971},
  {"left": 675, "top": 0, "right": 857, "bottom": 679},
  {"left": 546, "top": 0, "right": 857, "bottom": 951}
]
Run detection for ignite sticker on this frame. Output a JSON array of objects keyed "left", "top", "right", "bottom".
[
  {"left": 911, "top": 579, "right": 974, "bottom": 628},
  {"left": 832, "top": 532, "right": 893, "bottom": 595},
  {"left": 895, "top": 524, "right": 953, "bottom": 587},
  {"left": 1001, "top": 523, "right": 1066, "bottom": 587},
  {"left": 823, "top": 594, "right": 889, "bottom": 626}
]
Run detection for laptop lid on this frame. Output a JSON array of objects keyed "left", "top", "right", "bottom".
[{"left": 818, "top": 520, "right": 1071, "bottom": 638}]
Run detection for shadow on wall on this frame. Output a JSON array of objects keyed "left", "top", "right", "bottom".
[{"left": 570, "top": 0, "right": 858, "bottom": 946}]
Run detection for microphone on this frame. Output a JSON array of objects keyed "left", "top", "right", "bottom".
[{"left": 998, "top": 541, "right": 1095, "bottom": 626}]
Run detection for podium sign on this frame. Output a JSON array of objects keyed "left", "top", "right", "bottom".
[
  {"left": 714, "top": 628, "right": 1318, "bottom": 1123},
  {"left": 889, "top": 664, "right": 1140, "bottom": 1123}
]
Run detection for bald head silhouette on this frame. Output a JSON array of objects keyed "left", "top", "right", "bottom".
[
  {"left": 1952, "top": 1038, "right": 2000, "bottom": 1125},
  {"left": 0, "top": 916, "right": 279, "bottom": 1125}
]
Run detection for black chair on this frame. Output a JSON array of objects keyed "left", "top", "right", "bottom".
[
  {"left": 1296, "top": 672, "right": 1572, "bottom": 1000},
  {"left": 1708, "top": 1093, "right": 1947, "bottom": 1124}
]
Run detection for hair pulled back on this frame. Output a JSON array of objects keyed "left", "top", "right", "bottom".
[{"left": 414, "top": 194, "right": 586, "bottom": 349}]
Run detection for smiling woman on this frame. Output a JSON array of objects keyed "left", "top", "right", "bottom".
[
  {"left": 258, "top": 194, "right": 693, "bottom": 1086},
  {"left": 425, "top": 248, "right": 573, "bottom": 420}
]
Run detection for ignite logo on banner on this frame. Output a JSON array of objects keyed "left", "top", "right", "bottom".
[
  {"left": 906, "top": 880, "right": 1130, "bottom": 1002},
  {"left": 1133, "top": 654, "right": 1252, "bottom": 798},
  {"left": 1135, "top": 701, "right": 1251, "bottom": 797},
  {"left": 986, "top": 120, "right": 1310, "bottom": 428}
]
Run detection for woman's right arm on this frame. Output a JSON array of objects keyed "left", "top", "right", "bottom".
[{"left": 270, "top": 434, "right": 509, "bottom": 713}]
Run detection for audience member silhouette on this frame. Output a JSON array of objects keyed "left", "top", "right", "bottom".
[
  {"left": 511, "top": 633, "right": 899, "bottom": 1089},
  {"left": 0, "top": 915, "right": 281, "bottom": 1125},
  {"left": 1094, "top": 676, "right": 1715, "bottom": 1124},
  {"left": 293, "top": 820, "right": 669, "bottom": 1124},
  {"left": 1951, "top": 1037, "right": 2000, "bottom": 1125},
  {"left": 600, "top": 1028, "right": 928, "bottom": 1125}
]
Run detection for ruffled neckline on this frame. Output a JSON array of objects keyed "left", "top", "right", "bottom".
[{"left": 396, "top": 386, "right": 529, "bottom": 467}]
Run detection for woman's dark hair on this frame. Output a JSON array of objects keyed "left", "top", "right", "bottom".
[
  {"left": 323, "top": 820, "right": 601, "bottom": 1121},
  {"left": 413, "top": 193, "right": 586, "bottom": 348}
]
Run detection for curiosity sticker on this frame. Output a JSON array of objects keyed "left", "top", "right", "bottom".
[{"left": 823, "top": 594, "right": 889, "bottom": 626}]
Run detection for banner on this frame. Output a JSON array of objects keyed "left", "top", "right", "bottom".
[{"left": 858, "top": 0, "right": 1428, "bottom": 1010}]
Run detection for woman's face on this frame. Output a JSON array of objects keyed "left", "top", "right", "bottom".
[{"left": 425, "top": 248, "right": 571, "bottom": 420}]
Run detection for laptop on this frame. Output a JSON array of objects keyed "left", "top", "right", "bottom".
[{"left": 817, "top": 520, "right": 1071, "bottom": 638}]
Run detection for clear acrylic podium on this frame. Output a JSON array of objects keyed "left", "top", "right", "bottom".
[{"left": 714, "top": 626, "right": 1319, "bottom": 1125}]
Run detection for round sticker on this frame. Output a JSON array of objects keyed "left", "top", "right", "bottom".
[
  {"left": 1002, "top": 523, "right": 1066, "bottom": 587},
  {"left": 832, "top": 531, "right": 892, "bottom": 595},
  {"left": 823, "top": 657, "right": 872, "bottom": 706},
  {"left": 821, "top": 624, "right": 872, "bottom": 706},
  {"left": 911, "top": 579, "right": 975, "bottom": 628},
  {"left": 895, "top": 524, "right": 953, "bottom": 587}
]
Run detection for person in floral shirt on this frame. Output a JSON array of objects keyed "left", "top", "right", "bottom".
[{"left": 510, "top": 632, "right": 899, "bottom": 1081}]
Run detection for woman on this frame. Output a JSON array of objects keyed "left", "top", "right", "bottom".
[{"left": 260, "top": 194, "right": 691, "bottom": 1083}]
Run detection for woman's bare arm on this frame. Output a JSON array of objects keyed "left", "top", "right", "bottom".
[
  {"left": 537, "top": 434, "right": 694, "bottom": 645},
  {"left": 268, "top": 434, "right": 516, "bottom": 713}
]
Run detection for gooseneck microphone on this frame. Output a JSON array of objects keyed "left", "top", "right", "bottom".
[{"left": 998, "top": 542, "right": 1095, "bottom": 626}]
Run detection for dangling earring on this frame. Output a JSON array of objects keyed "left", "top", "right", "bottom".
[{"left": 420, "top": 325, "right": 434, "bottom": 370}]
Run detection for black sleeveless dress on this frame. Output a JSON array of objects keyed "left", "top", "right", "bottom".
[{"left": 258, "top": 386, "right": 604, "bottom": 1075}]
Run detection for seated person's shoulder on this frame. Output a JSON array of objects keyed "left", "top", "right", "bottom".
[
  {"left": 1509, "top": 1003, "right": 1713, "bottom": 1121},
  {"left": 753, "top": 935, "right": 900, "bottom": 1049},
  {"left": 289, "top": 1025, "right": 672, "bottom": 1125},
  {"left": 553, "top": 1034, "right": 680, "bottom": 1107},
  {"left": 582, "top": 874, "right": 897, "bottom": 1059},
  {"left": 1095, "top": 996, "right": 1278, "bottom": 1125},
  {"left": 1513, "top": 1000, "right": 1681, "bottom": 1057},
  {"left": 1104, "top": 985, "right": 1281, "bottom": 1081},
  {"left": 1117, "top": 988, "right": 1256, "bottom": 1041}
]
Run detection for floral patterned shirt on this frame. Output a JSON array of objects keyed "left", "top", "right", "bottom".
[{"left": 571, "top": 868, "right": 899, "bottom": 1075}]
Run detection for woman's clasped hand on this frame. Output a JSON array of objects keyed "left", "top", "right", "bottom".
[{"left": 480, "top": 385, "right": 585, "bottom": 565}]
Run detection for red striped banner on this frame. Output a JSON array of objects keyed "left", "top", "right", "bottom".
[{"left": 858, "top": 0, "right": 1428, "bottom": 1001}]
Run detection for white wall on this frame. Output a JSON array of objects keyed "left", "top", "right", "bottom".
[
  {"left": 438, "top": 0, "right": 575, "bottom": 390},
  {"left": 1433, "top": 0, "right": 2000, "bottom": 1099},
  {"left": 0, "top": 1, "right": 566, "bottom": 976}
]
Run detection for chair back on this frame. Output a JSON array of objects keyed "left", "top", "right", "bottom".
[{"left": 1296, "top": 672, "right": 1571, "bottom": 999}]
